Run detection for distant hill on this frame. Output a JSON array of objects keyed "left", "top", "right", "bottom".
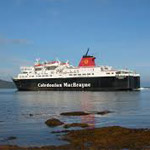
[{"left": 0, "top": 79, "right": 16, "bottom": 88}]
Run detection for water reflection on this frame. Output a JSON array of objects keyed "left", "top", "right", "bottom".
[
  {"left": 14, "top": 91, "right": 142, "bottom": 127},
  {"left": 80, "top": 93, "right": 95, "bottom": 128}
]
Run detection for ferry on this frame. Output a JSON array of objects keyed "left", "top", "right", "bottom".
[{"left": 13, "top": 50, "right": 140, "bottom": 91}]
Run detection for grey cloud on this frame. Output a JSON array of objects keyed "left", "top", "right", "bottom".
[
  {"left": 41, "top": 0, "right": 67, "bottom": 2},
  {"left": 0, "top": 68, "right": 17, "bottom": 81},
  {"left": 0, "top": 37, "right": 32, "bottom": 45},
  {"left": 0, "top": 57, "right": 33, "bottom": 80},
  {"left": 11, "top": 58, "right": 33, "bottom": 66},
  {"left": 135, "top": 63, "right": 150, "bottom": 68}
]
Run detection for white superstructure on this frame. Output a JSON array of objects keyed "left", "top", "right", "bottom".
[{"left": 15, "top": 59, "right": 139, "bottom": 80}]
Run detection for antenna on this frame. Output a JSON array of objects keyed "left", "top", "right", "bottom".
[{"left": 85, "top": 48, "right": 90, "bottom": 56}]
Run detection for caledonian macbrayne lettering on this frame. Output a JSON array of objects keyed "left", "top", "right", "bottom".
[{"left": 38, "top": 83, "right": 91, "bottom": 88}]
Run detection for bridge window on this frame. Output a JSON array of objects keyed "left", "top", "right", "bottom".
[{"left": 35, "top": 68, "right": 42, "bottom": 71}]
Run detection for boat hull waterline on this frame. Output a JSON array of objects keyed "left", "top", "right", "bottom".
[{"left": 13, "top": 76, "right": 140, "bottom": 91}]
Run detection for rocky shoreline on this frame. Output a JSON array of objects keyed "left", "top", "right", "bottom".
[
  {"left": 1, "top": 111, "right": 150, "bottom": 150},
  {"left": 1, "top": 126, "right": 150, "bottom": 150}
]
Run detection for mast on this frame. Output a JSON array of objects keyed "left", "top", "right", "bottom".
[{"left": 84, "top": 48, "right": 90, "bottom": 56}]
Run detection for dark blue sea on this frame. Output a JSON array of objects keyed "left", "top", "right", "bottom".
[{"left": 0, "top": 88, "right": 150, "bottom": 146}]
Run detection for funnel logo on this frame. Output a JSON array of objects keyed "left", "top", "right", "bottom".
[{"left": 84, "top": 59, "right": 89, "bottom": 64}]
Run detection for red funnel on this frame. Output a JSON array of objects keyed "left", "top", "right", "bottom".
[{"left": 78, "top": 50, "right": 96, "bottom": 67}]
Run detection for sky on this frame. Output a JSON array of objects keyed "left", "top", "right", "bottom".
[{"left": 0, "top": 0, "right": 150, "bottom": 86}]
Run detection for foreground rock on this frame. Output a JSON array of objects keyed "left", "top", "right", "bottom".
[
  {"left": 64, "top": 123, "right": 89, "bottom": 128},
  {"left": 45, "top": 118, "right": 64, "bottom": 127},
  {"left": 6, "top": 136, "right": 17, "bottom": 141},
  {"left": 96, "top": 110, "right": 113, "bottom": 115},
  {"left": 51, "top": 130, "right": 70, "bottom": 134},
  {"left": 2, "top": 126, "right": 150, "bottom": 149},
  {"left": 64, "top": 126, "right": 150, "bottom": 149},
  {"left": 60, "top": 110, "right": 113, "bottom": 116},
  {"left": 60, "top": 111, "right": 89, "bottom": 116}
]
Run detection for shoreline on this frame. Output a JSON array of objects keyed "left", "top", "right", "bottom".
[{"left": 1, "top": 126, "right": 150, "bottom": 150}]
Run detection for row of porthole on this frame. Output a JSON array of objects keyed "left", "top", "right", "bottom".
[
  {"left": 19, "top": 75, "right": 52, "bottom": 78},
  {"left": 69, "top": 73, "right": 94, "bottom": 76},
  {"left": 106, "top": 72, "right": 114, "bottom": 75},
  {"left": 19, "top": 73, "right": 95, "bottom": 78}
]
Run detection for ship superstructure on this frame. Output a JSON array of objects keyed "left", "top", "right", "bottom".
[{"left": 13, "top": 50, "right": 140, "bottom": 91}]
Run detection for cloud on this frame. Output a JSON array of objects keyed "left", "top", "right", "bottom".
[
  {"left": 135, "top": 63, "right": 150, "bottom": 68},
  {"left": 0, "top": 56, "right": 33, "bottom": 67},
  {"left": 15, "top": 0, "right": 67, "bottom": 4},
  {"left": 40, "top": 0, "right": 67, "bottom": 2},
  {"left": 0, "top": 68, "right": 19, "bottom": 81},
  {"left": 0, "top": 57, "right": 33, "bottom": 81},
  {"left": 11, "top": 57, "right": 33, "bottom": 66},
  {"left": 0, "top": 37, "right": 32, "bottom": 45}
]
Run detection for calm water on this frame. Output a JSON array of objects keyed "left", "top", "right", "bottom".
[{"left": 0, "top": 88, "right": 150, "bottom": 146}]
